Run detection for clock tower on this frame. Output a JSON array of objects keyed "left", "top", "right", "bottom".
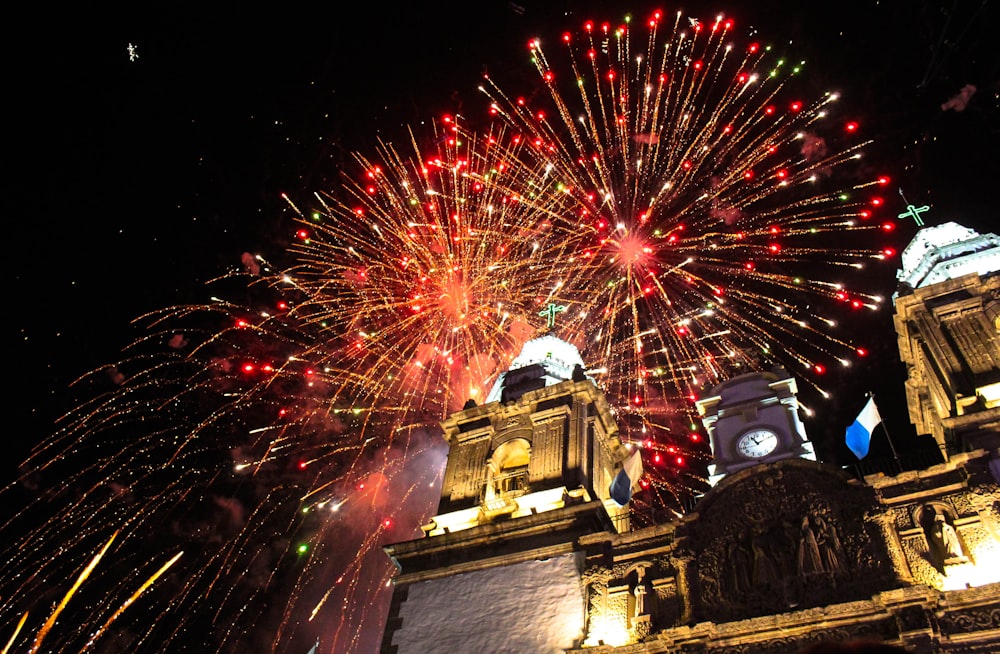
[{"left": 694, "top": 369, "right": 816, "bottom": 485}]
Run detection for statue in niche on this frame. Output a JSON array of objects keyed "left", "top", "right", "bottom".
[
  {"left": 632, "top": 567, "right": 649, "bottom": 618},
  {"left": 931, "top": 509, "right": 964, "bottom": 559},
  {"left": 921, "top": 503, "right": 967, "bottom": 565},
  {"left": 797, "top": 516, "right": 823, "bottom": 576}
]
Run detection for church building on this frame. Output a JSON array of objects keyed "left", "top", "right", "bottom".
[{"left": 379, "top": 221, "right": 1000, "bottom": 654}]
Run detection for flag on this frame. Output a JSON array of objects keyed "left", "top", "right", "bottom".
[
  {"left": 845, "top": 396, "right": 882, "bottom": 459},
  {"left": 609, "top": 449, "right": 644, "bottom": 506}
]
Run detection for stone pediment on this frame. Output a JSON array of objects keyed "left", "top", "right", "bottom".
[{"left": 676, "top": 459, "right": 899, "bottom": 623}]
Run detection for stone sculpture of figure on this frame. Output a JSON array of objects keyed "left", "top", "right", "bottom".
[
  {"left": 633, "top": 567, "right": 649, "bottom": 618},
  {"left": 813, "top": 515, "right": 844, "bottom": 574},
  {"left": 932, "top": 512, "right": 964, "bottom": 559},
  {"left": 752, "top": 529, "right": 780, "bottom": 586},
  {"left": 729, "top": 535, "right": 753, "bottom": 594},
  {"left": 797, "top": 516, "right": 823, "bottom": 576},
  {"left": 483, "top": 460, "right": 499, "bottom": 502}
]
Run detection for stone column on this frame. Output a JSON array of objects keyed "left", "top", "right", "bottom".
[
  {"left": 873, "top": 513, "right": 914, "bottom": 585},
  {"left": 581, "top": 566, "right": 611, "bottom": 647},
  {"left": 672, "top": 554, "right": 696, "bottom": 625}
]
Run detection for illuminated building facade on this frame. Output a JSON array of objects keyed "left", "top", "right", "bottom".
[
  {"left": 894, "top": 221, "right": 1000, "bottom": 459},
  {"left": 381, "top": 301, "right": 1000, "bottom": 652},
  {"left": 380, "top": 335, "right": 633, "bottom": 653},
  {"left": 694, "top": 368, "right": 816, "bottom": 485}
]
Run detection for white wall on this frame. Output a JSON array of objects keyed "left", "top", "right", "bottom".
[{"left": 390, "top": 553, "right": 586, "bottom": 654}]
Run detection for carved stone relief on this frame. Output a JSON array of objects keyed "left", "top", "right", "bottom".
[
  {"left": 702, "top": 619, "right": 898, "bottom": 654},
  {"left": 581, "top": 558, "right": 683, "bottom": 645},
  {"left": 938, "top": 603, "right": 1000, "bottom": 634},
  {"left": 679, "top": 461, "right": 896, "bottom": 623},
  {"left": 581, "top": 565, "right": 612, "bottom": 647}
]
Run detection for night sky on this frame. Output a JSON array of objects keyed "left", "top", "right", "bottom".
[
  {"left": 6, "top": 0, "right": 998, "bottom": 650},
  {"left": 12, "top": 0, "right": 997, "bottom": 464}
]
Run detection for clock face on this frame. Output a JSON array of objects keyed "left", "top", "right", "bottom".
[{"left": 737, "top": 428, "right": 779, "bottom": 458}]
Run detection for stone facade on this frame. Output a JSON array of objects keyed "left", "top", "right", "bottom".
[
  {"left": 570, "top": 452, "right": 1000, "bottom": 653},
  {"left": 380, "top": 301, "right": 1000, "bottom": 652},
  {"left": 893, "top": 222, "right": 1000, "bottom": 459},
  {"left": 381, "top": 337, "right": 634, "bottom": 653},
  {"left": 894, "top": 272, "right": 1000, "bottom": 458},
  {"left": 382, "top": 443, "right": 1000, "bottom": 653},
  {"left": 381, "top": 369, "right": 1000, "bottom": 653}
]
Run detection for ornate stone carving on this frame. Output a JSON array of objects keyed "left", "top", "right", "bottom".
[
  {"left": 951, "top": 491, "right": 976, "bottom": 515},
  {"left": 893, "top": 603, "right": 934, "bottom": 634},
  {"left": 872, "top": 512, "right": 914, "bottom": 584},
  {"left": 970, "top": 481, "right": 1000, "bottom": 519},
  {"left": 918, "top": 502, "right": 969, "bottom": 568},
  {"left": 938, "top": 605, "right": 1000, "bottom": 634},
  {"left": 631, "top": 614, "right": 651, "bottom": 642},
  {"left": 679, "top": 460, "right": 895, "bottom": 623},
  {"left": 581, "top": 564, "right": 612, "bottom": 647},
  {"left": 702, "top": 619, "right": 898, "bottom": 654},
  {"left": 892, "top": 505, "right": 914, "bottom": 530}
]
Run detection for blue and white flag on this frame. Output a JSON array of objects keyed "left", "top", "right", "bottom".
[
  {"left": 609, "top": 449, "right": 644, "bottom": 506},
  {"left": 845, "top": 396, "right": 881, "bottom": 459}
]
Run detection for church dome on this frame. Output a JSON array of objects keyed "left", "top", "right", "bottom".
[
  {"left": 896, "top": 221, "right": 1000, "bottom": 292},
  {"left": 485, "top": 334, "right": 590, "bottom": 403}
]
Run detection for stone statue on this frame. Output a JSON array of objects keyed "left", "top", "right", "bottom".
[
  {"left": 751, "top": 529, "right": 780, "bottom": 586},
  {"left": 797, "top": 516, "right": 823, "bottom": 576},
  {"left": 932, "top": 512, "right": 964, "bottom": 559},
  {"left": 633, "top": 567, "right": 649, "bottom": 618},
  {"left": 729, "top": 535, "right": 752, "bottom": 594},
  {"left": 813, "top": 515, "right": 844, "bottom": 574},
  {"left": 922, "top": 504, "right": 967, "bottom": 564}
]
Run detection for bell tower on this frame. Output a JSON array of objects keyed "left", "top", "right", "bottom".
[
  {"left": 893, "top": 221, "right": 1000, "bottom": 459},
  {"left": 430, "top": 335, "right": 631, "bottom": 530},
  {"left": 380, "top": 335, "right": 632, "bottom": 653}
]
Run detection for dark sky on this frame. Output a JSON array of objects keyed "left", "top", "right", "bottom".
[
  {"left": 4, "top": 0, "right": 998, "bottom": 649},
  {"left": 11, "top": 0, "right": 996, "bottom": 462}
]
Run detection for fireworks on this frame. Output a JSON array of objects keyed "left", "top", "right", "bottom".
[
  {"left": 280, "top": 123, "right": 582, "bottom": 417},
  {"left": 480, "top": 10, "right": 892, "bottom": 513},
  {"left": 2, "top": 8, "right": 894, "bottom": 653},
  {"left": 0, "top": 120, "right": 583, "bottom": 652}
]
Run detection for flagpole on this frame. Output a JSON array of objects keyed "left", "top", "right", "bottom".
[{"left": 871, "top": 391, "right": 901, "bottom": 471}]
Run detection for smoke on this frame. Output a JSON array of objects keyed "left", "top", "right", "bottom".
[
  {"left": 343, "top": 267, "right": 367, "bottom": 286},
  {"left": 241, "top": 252, "right": 262, "bottom": 275},
  {"left": 941, "top": 84, "right": 976, "bottom": 112},
  {"left": 709, "top": 204, "right": 742, "bottom": 226},
  {"left": 799, "top": 133, "right": 828, "bottom": 162},
  {"left": 168, "top": 333, "right": 189, "bottom": 349},
  {"left": 212, "top": 495, "right": 247, "bottom": 528},
  {"left": 106, "top": 365, "right": 126, "bottom": 385}
]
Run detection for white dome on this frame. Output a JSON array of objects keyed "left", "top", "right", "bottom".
[
  {"left": 485, "top": 335, "right": 590, "bottom": 403},
  {"left": 896, "top": 221, "right": 1000, "bottom": 291}
]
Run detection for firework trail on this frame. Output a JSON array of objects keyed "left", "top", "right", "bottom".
[
  {"left": 0, "top": 121, "right": 580, "bottom": 652},
  {"left": 480, "top": 9, "right": 894, "bottom": 515},
  {"left": 0, "top": 8, "right": 896, "bottom": 652}
]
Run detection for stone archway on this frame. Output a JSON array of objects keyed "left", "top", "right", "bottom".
[{"left": 484, "top": 437, "right": 531, "bottom": 501}]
